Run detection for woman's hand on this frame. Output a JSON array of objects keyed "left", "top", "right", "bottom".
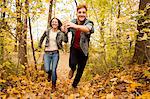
[{"left": 61, "top": 25, "right": 68, "bottom": 33}]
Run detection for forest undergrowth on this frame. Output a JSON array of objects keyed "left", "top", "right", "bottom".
[{"left": 0, "top": 60, "right": 149, "bottom": 99}]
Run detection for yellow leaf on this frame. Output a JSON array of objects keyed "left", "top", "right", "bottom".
[
  {"left": 21, "top": 65, "right": 25, "bottom": 69},
  {"left": 127, "top": 82, "right": 142, "bottom": 92},
  {"left": 130, "top": 82, "right": 142, "bottom": 88},
  {"left": 68, "top": 94, "right": 75, "bottom": 99},
  {"left": 106, "top": 92, "right": 114, "bottom": 99},
  {"left": 12, "top": 76, "right": 19, "bottom": 82},
  {"left": 110, "top": 78, "right": 118, "bottom": 82},
  {"left": 1, "top": 95, "right": 6, "bottom": 99},
  {"left": 0, "top": 79, "right": 6, "bottom": 83},
  {"left": 144, "top": 70, "right": 150, "bottom": 78},
  {"left": 45, "top": 0, "right": 50, "bottom": 3},
  {"left": 136, "top": 92, "right": 150, "bottom": 99},
  {"left": 93, "top": 74, "right": 100, "bottom": 80},
  {"left": 121, "top": 75, "right": 133, "bottom": 83}
]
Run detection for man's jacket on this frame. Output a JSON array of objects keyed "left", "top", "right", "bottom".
[{"left": 69, "top": 19, "right": 94, "bottom": 56}]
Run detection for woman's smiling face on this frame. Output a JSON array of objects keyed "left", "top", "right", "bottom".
[{"left": 51, "top": 18, "right": 59, "bottom": 29}]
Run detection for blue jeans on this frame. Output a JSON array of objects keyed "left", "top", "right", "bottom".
[{"left": 44, "top": 51, "right": 59, "bottom": 84}]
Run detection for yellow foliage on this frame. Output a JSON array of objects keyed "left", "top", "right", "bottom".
[
  {"left": 0, "top": 79, "right": 6, "bottom": 83},
  {"left": 142, "top": 28, "right": 150, "bottom": 32},
  {"left": 45, "top": 0, "right": 50, "bottom": 3},
  {"left": 21, "top": 65, "right": 25, "bottom": 69},
  {"left": 0, "top": 95, "right": 6, "bottom": 99},
  {"left": 106, "top": 92, "right": 114, "bottom": 99},
  {"left": 28, "top": 0, "right": 32, "bottom": 3},
  {"left": 136, "top": 92, "right": 150, "bottom": 99},
  {"left": 116, "top": 16, "right": 130, "bottom": 23},
  {"left": 68, "top": 94, "right": 75, "bottom": 99},
  {"left": 144, "top": 70, "right": 150, "bottom": 78},
  {"left": 12, "top": 76, "right": 19, "bottom": 82},
  {"left": 121, "top": 75, "right": 133, "bottom": 83},
  {"left": 93, "top": 74, "right": 100, "bottom": 80},
  {"left": 127, "top": 82, "right": 142, "bottom": 92}
]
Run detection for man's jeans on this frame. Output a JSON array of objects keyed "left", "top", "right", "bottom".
[
  {"left": 69, "top": 47, "right": 88, "bottom": 87},
  {"left": 44, "top": 51, "right": 59, "bottom": 84}
]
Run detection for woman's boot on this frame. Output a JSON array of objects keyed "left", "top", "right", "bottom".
[
  {"left": 51, "top": 84, "right": 56, "bottom": 93},
  {"left": 47, "top": 70, "right": 52, "bottom": 82}
]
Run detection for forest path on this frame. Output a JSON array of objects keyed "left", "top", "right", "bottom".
[
  {"left": 4, "top": 52, "right": 91, "bottom": 99},
  {"left": 34, "top": 51, "right": 88, "bottom": 98},
  {"left": 2, "top": 52, "right": 148, "bottom": 99}
]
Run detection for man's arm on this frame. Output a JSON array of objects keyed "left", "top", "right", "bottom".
[
  {"left": 66, "top": 21, "right": 94, "bottom": 33},
  {"left": 66, "top": 22, "right": 90, "bottom": 32}
]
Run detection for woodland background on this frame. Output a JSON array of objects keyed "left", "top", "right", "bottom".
[{"left": 0, "top": 0, "right": 150, "bottom": 98}]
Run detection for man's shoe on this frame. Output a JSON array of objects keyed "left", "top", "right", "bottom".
[
  {"left": 72, "top": 84, "right": 77, "bottom": 88},
  {"left": 68, "top": 70, "right": 74, "bottom": 79}
]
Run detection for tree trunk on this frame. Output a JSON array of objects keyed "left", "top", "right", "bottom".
[
  {"left": 29, "top": 17, "right": 37, "bottom": 70},
  {"left": 47, "top": 0, "right": 53, "bottom": 28},
  {"left": 14, "top": 0, "right": 19, "bottom": 52},
  {"left": 0, "top": 0, "right": 6, "bottom": 64},
  {"left": 0, "top": 35, "right": 4, "bottom": 64},
  {"left": 22, "top": 0, "right": 28, "bottom": 65},
  {"left": 115, "top": 0, "right": 121, "bottom": 66},
  {"left": 132, "top": 0, "right": 150, "bottom": 64},
  {"left": 16, "top": 0, "right": 28, "bottom": 66}
]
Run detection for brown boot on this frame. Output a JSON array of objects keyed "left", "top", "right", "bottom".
[
  {"left": 68, "top": 69, "right": 74, "bottom": 79},
  {"left": 51, "top": 84, "right": 56, "bottom": 93}
]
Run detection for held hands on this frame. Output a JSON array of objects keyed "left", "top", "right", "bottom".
[
  {"left": 61, "top": 20, "right": 69, "bottom": 33},
  {"left": 61, "top": 21, "right": 78, "bottom": 33},
  {"left": 61, "top": 25, "right": 68, "bottom": 33},
  {"left": 66, "top": 22, "right": 77, "bottom": 29}
]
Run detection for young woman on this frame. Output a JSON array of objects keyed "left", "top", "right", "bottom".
[{"left": 39, "top": 18, "right": 68, "bottom": 92}]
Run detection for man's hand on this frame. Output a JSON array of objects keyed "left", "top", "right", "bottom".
[{"left": 66, "top": 22, "right": 77, "bottom": 29}]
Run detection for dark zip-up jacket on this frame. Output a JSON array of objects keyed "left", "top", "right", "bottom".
[{"left": 39, "top": 28, "right": 68, "bottom": 49}]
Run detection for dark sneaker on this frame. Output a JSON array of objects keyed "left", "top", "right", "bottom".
[
  {"left": 72, "top": 84, "right": 77, "bottom": 88},
  {"left": 51, "top": 84, "right": 56, "bottom": 93},
  {"left": 47, "top": 74, "right": 51, "bottom": 82},
  {"left": 47, "top": 71, "right": 52, "bottom": 82},
  {"left": 72, "top": 84, "right": 78, "bottom": 92},
  {"left": 68, "top": 70, "right": 74, "bottom": 79}
]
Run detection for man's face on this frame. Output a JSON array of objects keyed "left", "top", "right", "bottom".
[{"left": 77, "top": 8, "right": 87, "bottom": 22}]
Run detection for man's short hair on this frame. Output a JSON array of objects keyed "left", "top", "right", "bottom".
[{"left": 77, "top": 4, "right": 87, "bottom": 11}]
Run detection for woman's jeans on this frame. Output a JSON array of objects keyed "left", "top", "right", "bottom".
[{"left": 44, "top": 51, "right": 59, "bottom": 84}]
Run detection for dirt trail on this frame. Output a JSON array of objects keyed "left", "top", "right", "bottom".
[
  {"left": 57, "top": 52, "right": 70, "bottom": 81},
  {"left": 5, "top": 52, "right": 87, "bottom": 98}
]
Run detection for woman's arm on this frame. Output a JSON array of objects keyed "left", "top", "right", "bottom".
[{"left": 38, "top": 31, "right": 47, "bottom": 48}]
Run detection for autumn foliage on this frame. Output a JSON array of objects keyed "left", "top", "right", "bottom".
[{"left": 0, "top": 62, "right": 149, "bottom": 98}]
